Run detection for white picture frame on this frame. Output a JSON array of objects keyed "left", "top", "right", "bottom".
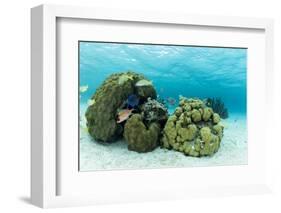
[{"left": 31, "top": 4, "right": 274, "bottom": 208}]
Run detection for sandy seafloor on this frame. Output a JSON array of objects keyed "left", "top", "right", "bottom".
[{"left": 79, "top": 104, "right": 247, "bottom": 171}]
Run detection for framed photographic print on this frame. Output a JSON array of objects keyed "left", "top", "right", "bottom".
[{"left": 31, "top": 4, "right": 274, "bottom": 208}]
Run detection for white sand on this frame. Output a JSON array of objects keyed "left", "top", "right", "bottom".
[{"left": 80, "top": 105, "right": 247, "bottom": 171}]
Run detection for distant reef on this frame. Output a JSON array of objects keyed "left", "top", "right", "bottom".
[{"left": 85, "top": 71, "right": 225, "bottom": 156}]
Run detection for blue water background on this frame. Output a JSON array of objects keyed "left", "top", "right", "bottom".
[{"left": 79, "top": 42, "right": 247, "bottom": 115}]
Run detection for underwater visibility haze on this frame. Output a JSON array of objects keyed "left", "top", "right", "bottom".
[{"left": 79, "top": 41, "right": 247, "bottom": 171}]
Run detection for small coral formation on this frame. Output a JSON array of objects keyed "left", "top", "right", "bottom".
[
  {"left": 124, "top": 114, "right": 160, "bottom": 153},
  {"left": 85, "top": 71, "right": 156, "bottom": 142},
  {"left": 157, "top": 96, "right": 169, "bottom": 109},
  {"left": 161, "top": 96, "right": 224, "bottom": 157},
  {"left": 206, "top": 97, "right": 229, "bottom": 119},
  {"left": 140, "top": 97, "right": 168, "bottom": 127},
  {"left": 123, "top": 98, "right": 168, "bottom": 153}
]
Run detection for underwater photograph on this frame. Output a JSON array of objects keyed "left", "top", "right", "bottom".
[{"left": 79, "top": 41, "right": 247, "bottom": 171}]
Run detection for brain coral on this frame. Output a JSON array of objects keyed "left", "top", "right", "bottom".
[
  {"left": 140, "top": 97, "right": 168, "bottom": 127},
  {"left": 85, "top": 71, "right": 156, "bottom": 142},
  {"left": 161, "top": 96, "right": 224, "bottom": 157}
]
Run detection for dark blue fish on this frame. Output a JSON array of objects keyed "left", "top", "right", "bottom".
[{"left": 127, "top": 94, "right": 139, "bottom": 108}]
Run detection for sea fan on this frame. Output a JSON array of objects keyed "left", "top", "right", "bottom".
[{"left": 206, "top": 97, "right": 229, "bottom": 119}]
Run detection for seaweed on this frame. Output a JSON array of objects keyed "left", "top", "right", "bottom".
[{"left": 206, "top": 97, "right": 229, "bottom": 119}]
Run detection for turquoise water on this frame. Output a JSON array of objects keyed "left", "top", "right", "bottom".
[
  {"left": 79, "top": 42, "right": 247, "bottom": 115},
  {"left": 79, "top": 41, "right": 248, "bottom": 170}
]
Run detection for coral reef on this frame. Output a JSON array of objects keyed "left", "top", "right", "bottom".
[
  {"left": 140, "top": 97, "right": 168, "bottom": 127},
  {"left": 124, "top": 114, "right": 160, "bottom": 153},
  {"left": 161, "top": 96, "right": 224, "bottom": 157},
  {"left": 205, "top": 97, "right": 229, "bottom": 119},
  {"left": 85, "top": 71, "right": 225, "bottom": 157},
  {"left": 85, "top": 71, "right": 156, "bottom": 142}
]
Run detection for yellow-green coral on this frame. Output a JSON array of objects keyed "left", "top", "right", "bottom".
[
  {"left": 161, "top": 96, "right": 224, "bottom": 157},
  {"left": 175, "top": 107, "right": 183, "bottom": 117},
  {"left": 191, "top": 109, "right": 201, "bottom": 122},
  {"left": 161, "top": 115, "right": 177, "bottom": 149},
  {"left": 178, "top": 124, "right": 197, "bottom": 141},
  {"left": 202, "top": 107, "right": 213, "bottom": 121},
  {"left": 212, "top": 124, "right": 224, "bottom": 139},
  {"left": 183, "top": 104, "right": 192, "bottom": 112},
  {"left": 188, "top": 98, "right": 204, "bottom": 109},
  {"left": 200, "top": 127, "right": 212, "bottom": 143},
  {"left": 213, "top": 113, "right": 221, "bottom": 124}
]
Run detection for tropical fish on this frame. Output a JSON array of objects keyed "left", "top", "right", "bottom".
[
  {"left": 80, "top": 85, "right": 88, "bottom": 93},
  {"left": 127, "top": 94, "right": 139, "bottom": 108},
  {"left": 116, "top": 109, "right": 134, "bottom": 123},
  {"left": 87, "top": 99, "right": 96, "bottom": 106},
  {"left": 167, "top": 97, "right": 176, "bottom": 106},
  {"left": 135, "top": 79, "right": 152, "bottom": 87}
]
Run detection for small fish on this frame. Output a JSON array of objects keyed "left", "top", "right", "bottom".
[
  {"left": 135, "top": 79, "right": 152, "bottom": 87},
  {"left": 87, "top": 99, "right": 96, "bottom": 106},
  {"left": 127, "top": 94, "right": 139, "bottom": 108},
  {"left": 167, "top": 97, "right": 176, "bottom": 106},
  {"left": 116, "top": 109, "right": 134, "bottom": 123},
  {"left": 80, "top": 85, "right": 88, "bottom": 93}
]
